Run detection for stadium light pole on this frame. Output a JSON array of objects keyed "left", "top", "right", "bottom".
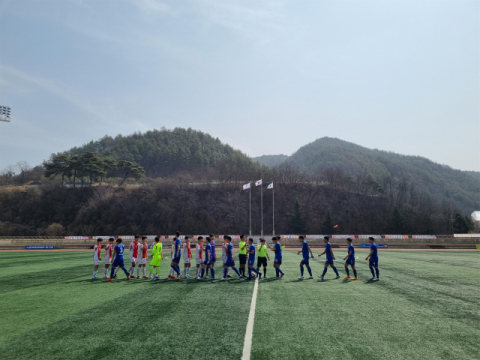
[{"left": 0, "top": 106, "right": 11, "bottom": 122}]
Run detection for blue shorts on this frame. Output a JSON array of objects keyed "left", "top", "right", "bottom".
[
  {"left": 225, "top": 259, "right": 235, "bottom": 267},
  {"left": 300, "top": 257, "right": 310, "bottom": 265},
  {"left": 212, "top": 256, "right": 217, "bottom": 263},
  {"left": 203, "top": 260, "right": 212, "bottom": 266},
  {"left": 274, "top": 258, "right": 282, "bottom": 265},
  {"left": 369, "top": 258, "right": 378, "bottom": 267},
  {"left": 248, "top": 258, "right": 255, "bottom": 266},
  {"left": 345, "top": 258, "right": 355, "bottom": 266},
  {"left": 172, "top": 256, "right": 181, "bottom": 263},
  {"left": 325, "top": 259, "right": 334, "bottom": 265},
  {"left": 112, "top": 257, "right": 125, "bottom": 268}
]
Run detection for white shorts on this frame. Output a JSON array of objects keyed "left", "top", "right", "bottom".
[
  {"left": 222, "top": 256, "right": 227, "bottom": 263},
  {"left": 184, "top": 257, "right": 191, "bottom": 264},
  {"left": 130, "top": 256, "right": 137, "bottom": 263},
  {"left": 196, "top": 258, "right": 203, "bottom": 265},
  {"left": 139, "top": 257, "right": 147, "bottom": 265},
  {"left": 104, "top": 258, "right": 111, "bottom": 265},
  {"left": 93, "top": 258, "right": 100, "bottom": 266}
]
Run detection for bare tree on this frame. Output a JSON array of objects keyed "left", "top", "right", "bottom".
[{"left": 16, "top": 161, "right": 32, "bottom": 185}]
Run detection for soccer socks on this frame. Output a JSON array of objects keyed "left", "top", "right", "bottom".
[
  {"left": 300, "top": 266, "right": 304, "bottom": 276},
  {"left": 122, "top": 267, "right": 129, "bottom": 276},
  {"left": 248, "top": 268, "right": 252, "bottom": 278},
  {"left": 223, "top": 268, "right": 228, "bottom": 278},
  {"left": 143, "top": 267, "right": 146, "bottom": 276},
  {"left": 263, "top": 267, "right": 267, "bottom": 277},
  {"left": 275, "top": 268, "right": 279, "bottom": 277},
  {"left": 174, "top": 266, "right": 181, "bottom": 275},
  {"left": 375, "top": 268, "right": 379, "bottom": 278},
  {"left": 137, "top": 267, "right": 140, "bottom": 277},
  {"left": 333, "top": 267, "right": 339, "bottom": 276},
  {"left": 114, "top": 267, "right": 119, "bottom": 275},
  {"left": 103, "top": 268, "right": 108, "bottom": 277},
  {"left": 233, "top": 267, "right": 241, "bottom": 276},
  {"left": 210, "top": 268, "right": 215, "bottom": 278},
  {"left": 92, "top": 271, "right": 97, "bottom": 277},
  {"left": 278, "top": 268, "right": 284, "bottom": 275},
  {"left": 110, "top": 267, "right": 115, "bottom": 278},
  {"left": 345, "top": 267, "right": 350, "bottom": 276},
  {"left": 370, "top": 267, "right": 375, "bottom": 277},
  {"left": 353, "top": 269, "right": 357, "bottom": 277},
  {"left": 307, "top": 267, "right": 312, "bottom": 276},
  {"left": 252, "top": 267, "right": 260, "bottom": 275},
  {"left": 206, "top": 268, "right": 210, "bottom": 277},
  {"left": 150, "top": 266, "right": 155, "bottom": 276},
  {"left": 322, "top": 267, "right": 328, "bottom": 277},
  {"left": 200, "top": 268, "right": 205, "bottom": 278}
]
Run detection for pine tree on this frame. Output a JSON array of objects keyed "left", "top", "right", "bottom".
[
  {"left": 321, "top": 209, "right": 335, "bottom": 235},
  {"left": 289, "top": 198, "right": 307, "bottom": 234},
  {"left": 389, "top": 206, "right": 407, "bottom": 233}
]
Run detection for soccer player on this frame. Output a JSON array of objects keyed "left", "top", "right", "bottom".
[
  {"left": 343, "top": 238, "right": 358, "bottom": 280},
  {"left": 246, "top": 238, "right": 261, "bottom": 279},
  {"left": 137, "top": 236, "right": 149, "bottom": 279},
  {"left": 149, "top": 236, "right": 163, "bottom": 280},
  {"left": 210, "top": 233, "right": 217, "bottom": 276},
  {"left": 222, "top": 236, "right": 241, "bottom": 280},
  {"left": 129, "top": 235, "right": 140, "bottom": 277},
  {"left": 297, "top": 235, "right": 314, "bottom": 280},
  {"left": 268, "top": 237, "right": 285, "bottom": 279},
  {"left": 257, "top": 238, "right": 269, "bottom": 278},
  {"left": 222, "top": 235, "right": 231, "bottom": 278},
  {"left": 195, "top": 236, "right": 204, "bottom": 277},
  {"left": 238, "top": 234, "right": 248, "bottom": 277},
  {"left": 103, "top": 237, "right": 114, "bottom": 279},
  {"left": 197, "top": 236, "right": 215, "bottom": 280},
  {"left": 183, "top": 236, "right": 192, "bottom": 278},
  {"left": 365, "top": 236, "right": 379, "bottom": 281},
  {"left": 168, "top": 236, "right": 176, "bottom": 279},
  {"left": 92, "top": 238, "right": 102, "bottom": 280},
  {"left": 318, "top": 236, "right": 340, "bottom": 279},
  {"left": 170, "top": 231, "right": 182, "bottom": 280},
  {"left": 106, "top": 238, "right": 130, "bottom": 281}
]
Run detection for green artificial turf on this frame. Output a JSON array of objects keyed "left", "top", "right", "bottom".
[{"left": 0, "top": 250, "right": 479, "bottom": 360}]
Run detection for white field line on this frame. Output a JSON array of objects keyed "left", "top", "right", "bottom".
[{"left": 241, "top": 277, "right": 259, "bottom": 360}]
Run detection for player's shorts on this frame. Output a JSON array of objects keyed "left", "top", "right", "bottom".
[
  {"left": 274, "top": 257, "right": 282, "bottom": 265},
  {"left": 112, "top": 257, "right": 125, "bottom": 268},
  {"left": 93, "top": 258, "right": 100, "bottom": 266},
  {"left": 104, "top": 257, "right": 112, "bottom": 265},
  {"left": 150, "top": 257, "right": 161, "bottom": 267},
  {"left": 222, "top": 255, "right": 227, "bottom": 264},
  {"left": 248, "top": 257, "right": 255, "bottom": 266},
  {"left": 203, "top": 259, "right": 212, "bottom": 266},
  {"left": 324, "top": 259, "right": 334, "bottom": 265},
  {"left": 172, "top": 256, "right": 181, "bottom": 263},
  {"left": 139, "top": 257, "right": 147, "bottom": 265},
  {"left": 345, "top": 258, "right": 355, "bottom": 266},
  {"left": 196, "top": 257, "right": 203, "bottom": 265},
  {"left": 257, "top": 257, "right": 267, "bottom": 268},
  {"left": 130, "top": 256, "right": 137, "bottom": 263},
  {"left": 239, "top": 254, "right": 247, "bottom": 265},
  {"left": 184, "top": 257, "right": 191, "bottom": 264},
  {"left": 369, "top": 258, "right": 378, "bottom": 267},
  {"left": 225, "top": 258, "right": 235, "bottom": 267},
  {"left": 300, "top": 257, "right": 310, "bottom": 265}
]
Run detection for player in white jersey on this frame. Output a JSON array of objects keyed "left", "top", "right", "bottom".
[
  {"left": 168, "top": 236, "right": 177, "bottom": 279},
  {"left": 183, "top": 236, "right": 192, "bottom": 278},
  {"left": 128, "top": 235, "right": 140, "bottom": 277},
  {"left": 222, "top": 235, "right": 231, "bottom": 278},
  {"left": 103, "top": 237, "right": 114, "bottom": 279},
  {"left": 195, "top": 237, "right": 204, "bottom": 277},
  {"left": 92, "top": 238, "right": 103, "bottom": 280},
  {"left": 137, "top": 236, "right": 149, "bottom": 279}
]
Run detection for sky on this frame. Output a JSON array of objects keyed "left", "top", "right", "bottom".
[{"left": 0, "top": 0, "right": 479, "bottom": 171}]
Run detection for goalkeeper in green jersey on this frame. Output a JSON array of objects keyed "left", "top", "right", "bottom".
[{"left": 150, "top": 236, "right": 163, "bottom": 280}]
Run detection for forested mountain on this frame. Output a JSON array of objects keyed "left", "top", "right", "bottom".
[
  {"left": 283, "top": 137, "right": 480, "bottom": 212},
  {"left": 63, "top": 128, "right": 265, "bottom": 180},
  {"left": 252, "top": 155, "right": 289, "bottom": 168}
]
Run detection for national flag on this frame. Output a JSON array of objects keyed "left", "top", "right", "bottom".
[
  {"left": 255, "top": 179, "right": 262, "bottom": 186},
  {"left": 243, "top": 183, "right": 251, "bottom": 190},
  {"left": 267, "top": 183, "right": 273, "bottom": 189},
  {"left": 334, "top": 224, "right": 339, "bottom": 228}
]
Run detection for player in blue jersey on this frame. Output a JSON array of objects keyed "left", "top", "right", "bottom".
[
  {"left": 365, "top": 237, "right": 379, "bottom": 281},
  {"left": 197, "top": 237, "right": 215, "bottom": 280},
  {"left": 246, "top": 238, "right": 261, "bottom": 279},
  {"left": 268, "top": 237, "right": 284, "bottom": 279},
  {"left": 106, "top": 238, "right": 130, "bottom": 281},
  {"left": 318, "top": 236, "right": 340, "bottom": 279},
  {"left": 170, "top": 231, "right": 182, "bottom": 280},
  {"left": 221, "top": 236, "right": 241, "bottom": 280},
  {"left": 343, "top": 238, "right": 358, "bottom": 280},
  {"left": 297, "top": 235, "right": 314, "bottom": 280}
]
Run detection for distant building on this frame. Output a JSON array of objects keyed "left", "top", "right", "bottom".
[{"left": 472, "top": 211, "right": 480, "bottom": 232}]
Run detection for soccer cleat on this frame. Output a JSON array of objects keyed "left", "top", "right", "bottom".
[
  {"left": 176, "top": 274, "right": 182, "bottom": 281},
  {"left": 279, "top": 273, "right": 284, "bottom": 278},
  {"left": 196, "top": 277, "right": 203, "bottom": 280},
  {"left": 238, "top": 276, "right": 242, "bottom": 280},
  {"left": 371, "top": 277, "right": 376, "bottom": 280},
  {"left": 106, "top": 278, "right": 113, "bottom": 282},
  {"left": 373, "top": 278, "right": 379, "bottom": 281},
  {"left": 221, "top": 278, "right": 227, "bottom": 281},
  {"left": 318, "top": 275, "right": 324, "bottom": 279},
  {"left": 335, "top": 275, "right": 340, "bottom": 279},
  {"left": 126, "top": 276, "right": 130, "bottom": 280},
  {"left": 91, "top": 277, "right": 99, "bottom": 280},
  {"left": 344, "top": 276, "right": 351, "bottom": 279},
  {"left": 172, "top": 275, "right": 177, "bottom": 279},
  {"left": 227, "top": 274, "right": 232, "bottom": 278},
  {"left": 136, "top": 276, "right": 141, "bottom": 279},
  {"left": 273, "top": 276, "right": 280, "bottom": 280},
  {"left": 209, "top": 277, "right": 216, "bottom": 280},
  {"left": 352, "top": 277, "right": 358, "bottom": 280},
  {"left": 298, "top": 276, "right": 304, "bottom": 280},
  {"left": 307, "top": 276, "right": 313, "bottom": 279},
  {"left": 143, "top": 276, "right": 149, "bottom": 279}
]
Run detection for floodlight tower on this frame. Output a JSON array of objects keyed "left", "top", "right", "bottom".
[{"left": 0, "top": 106, "right": 11, "bottom": 122}]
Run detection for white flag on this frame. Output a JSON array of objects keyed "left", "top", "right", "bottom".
[
  {"left": 255, "top": 179, "right": 262, "bottom": 186},
  {"left": 267, "top": 183, "right": 273, "bottom": 189},
  {"left": 243, "top": 183, "right": 250, "bottom": 190}
]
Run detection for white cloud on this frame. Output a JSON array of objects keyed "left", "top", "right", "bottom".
[{"left": 134, "top": 0, "right": 171, "bottom": 14}]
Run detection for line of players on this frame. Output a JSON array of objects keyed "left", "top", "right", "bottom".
[{"left": 91, "top": 233, "right": 380, "bottom": 282}]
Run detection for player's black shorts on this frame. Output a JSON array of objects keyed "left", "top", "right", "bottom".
[
  {"left": 239, "top": 254, "right": 247, "bottom": 265},
  {"left": 257, "top": 257, "right": 267, "bottom": 268}
]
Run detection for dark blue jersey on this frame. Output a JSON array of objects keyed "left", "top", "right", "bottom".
[
  {"left": 114, "top": 244, "right": 125, "bottom": 258},
  {"left": 174, "top": 238, "right": 181, "bottom": 257},
  {"left": 325, "top": 242, "right": 333, "bottom": 261},
  {"left": 370, "top": 243, "right": 378, "bottom": 258},
  {"left": 248, "top": 244, "right": 256, "bottom": 262},
  {"left": 227, "top": 243, "right": 234, "bottom": 261},
  {"left": 274, "top": 242, "right": 282, "bottom": 258},
  {"left": 302, "top": 241, "right": 310, "bottom": 258},
  {"left": 205, "top": 243, "right": 212, "bottom": 260}
]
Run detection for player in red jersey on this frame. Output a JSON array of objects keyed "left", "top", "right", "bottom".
[
  {"left": 128, "top": 235, "right": 140, "bottom": 277},
  {"left": 103, "top": 237, "right": 114, "bottom": 279},
  {"left": 137, "top": 236, "right": 149, "bottom": 279},
  {"left": 92, "top": 238, "right": 103, "bottom": 280}
]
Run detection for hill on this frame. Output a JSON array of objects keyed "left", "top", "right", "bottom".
[
  {"left": 284, "top": 137, "right": 480, "bottom": 212},
  {"left": 252, "top": 154, "right": 288, "bottom": 168},
  {"left": 63, "top": 128, "right": 265, "bottom": 179}
]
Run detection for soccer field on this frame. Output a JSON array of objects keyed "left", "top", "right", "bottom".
[{"left": 0, "top": 250, "right": 479, "bottom": 360}]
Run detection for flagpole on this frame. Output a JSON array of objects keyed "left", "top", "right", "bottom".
[
  {"left": 249, "top": 185, "right": 252, "bottom": 236},
  {"left": 261, "top": 180, "right": 263, "bottom": 237},
  {"left": 272, "top": 185, "right": 275, "bottom": 236}
]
